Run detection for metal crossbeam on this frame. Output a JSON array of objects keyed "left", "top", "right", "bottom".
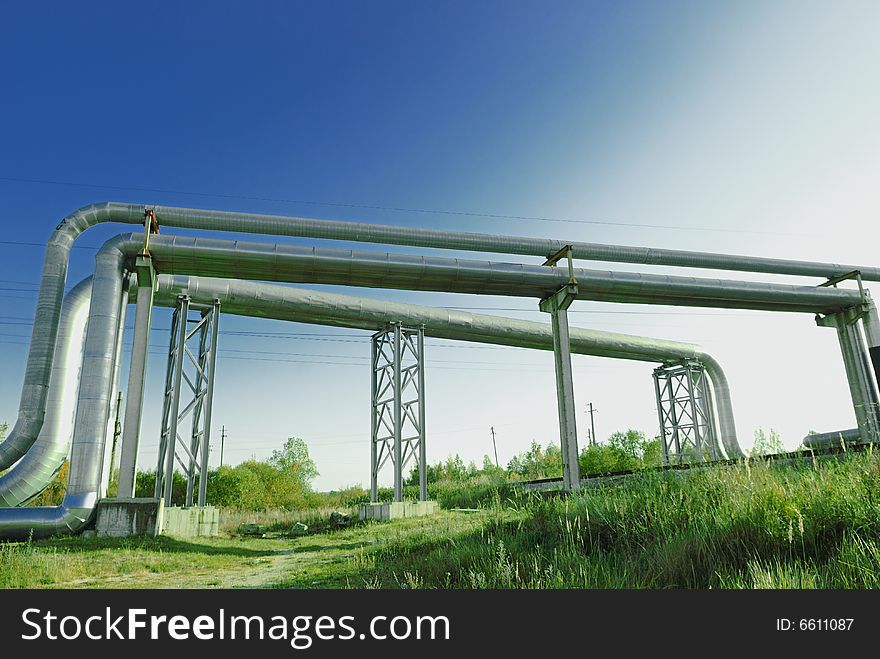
[
  {"left": 155, "top": 296, "right": 221, "bottom": 506},
  {"left": 370, "top": 323, "right": 426, "bottom": 502},
  {"left": 653, "top": 360, "right": 719, "bottom": 465}
]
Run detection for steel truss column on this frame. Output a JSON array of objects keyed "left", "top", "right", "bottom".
[
  {"left": 370, "top": 323, "right": 426, "bottom": 502},
  {"left": 539, "top": 282, "right": 581, "bottom": 493},
  {"left": 818, "top": 307, "right": 880, "bottom": 443},
  {"left": 155, "top": 295, "right": 221, "bottom": 505},
  {"left": 118, "top": 255, "right": 156, "bottom": 499},
  {"left": 653, "top": 360, "right": 719, "bottom": 465}
]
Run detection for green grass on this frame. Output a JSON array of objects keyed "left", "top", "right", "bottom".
[
  {"left": 0, "top": 534, "right": 293, "bottom": 588},
  {"left": 358, "top": 450, "right": 880, "bottom": 588},
  {"left": 3, "top": 450, "right": 880, "bottom": 588}
]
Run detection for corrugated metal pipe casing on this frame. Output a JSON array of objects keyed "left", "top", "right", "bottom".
[
  {"left": 0, "top": 243, "right": 125, "bottom": 538},
  {"left": 0, "top": 278, "right": 92, "bottom": 507}
]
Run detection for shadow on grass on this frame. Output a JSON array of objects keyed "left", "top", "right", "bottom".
[
  {"left": 32, "top": 535, "right": 278, "bottom": 558},
  {"left": 292, "top": 541, "right": 374, "bottom": 553}
]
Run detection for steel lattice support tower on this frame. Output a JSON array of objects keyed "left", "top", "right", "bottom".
[
  {"left": 370, "top": 323, "right": 426, "bottom": 502},
  {"left": 653, "top": 360, "right": 719, "bottom": 465},
  {"left": 155, "top": 295, "right": 221, "bottom": 506}
]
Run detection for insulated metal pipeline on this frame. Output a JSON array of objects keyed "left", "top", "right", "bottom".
[
  {"left": 152, "top": 275, "right": 742, "bottom": 460},
  {"left": 4, "top": 201, "right": 874, "bottom": 473},
  {"left": 138, "top": 234, "right": 864, "bottom": 313},
  {"left": 0, "top": 246, "right": 126, "bottom": 538},
  {"left": 838, "top": 320, "right": 880, "bottom": 443},
  {"left": 150, "top": 205, "right": 880, "bottom": 281},
  {"left": 802, "top": 428, "right": 861, "bottom": 449},
  {"left": 0, "top": 268, "right": 742, "bottom": 513},
  {"left": 0, "top": 278, "right": 92, "bottom": 507},
  {"left": 0, "top": 226, "right": 865, "bottom": 526}
]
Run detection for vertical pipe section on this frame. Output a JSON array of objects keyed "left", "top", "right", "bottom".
[
  {"left": 696, "top": 354, "right": 741, "bottom": 458},
  {"left": 117, "top": 271, "right": 155, "bottom": 498},
  {"left": 845, "top": 322, "right": 880, "bottom": 442},
  {"left": 65, "top": 245, "right": 126, "bottom": 525},
  {"left": 0, "top": 278, "right": 92, "bottom": 506}
]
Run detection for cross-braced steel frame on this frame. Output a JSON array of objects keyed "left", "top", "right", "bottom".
[
  {"left": 154, "top": 295, "right": 221, "bottom": 506},
  {"left": 653, "top": 360, "right": 719, "bottom": 465},
  {"left": 370, "top": 323, "right": 426, "bottom": 502}
]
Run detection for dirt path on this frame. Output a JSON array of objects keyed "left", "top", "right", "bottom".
[{"left": 49, "top": 539, "right": 374, "bottom": 589}]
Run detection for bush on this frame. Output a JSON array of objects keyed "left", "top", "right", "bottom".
[
  {"left": 507, "top": 441, "right": 563, "bottom": 480},
  {"left": 579, "top": 429, "right": 663, "bottom": 476}
]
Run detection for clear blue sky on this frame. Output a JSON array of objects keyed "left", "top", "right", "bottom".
[{"left": 1, "top": 1, "right": 879, "bottom": 490}]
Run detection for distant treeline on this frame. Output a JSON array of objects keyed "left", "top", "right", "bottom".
[{"left": 17, "top": 427, "right": 787, "bottom": 511}]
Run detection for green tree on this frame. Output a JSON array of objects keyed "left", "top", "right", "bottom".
[
  {"left": 751, "top": 427, "right": 784, "bottom": 456},
  {"left": 269, "top": 437, "right": 318, "bottom": 487},
  {"left": 507, "top": 441, "right": 563, "bottom": 479}
]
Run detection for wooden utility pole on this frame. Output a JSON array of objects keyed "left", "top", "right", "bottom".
[
  {"left": 490, "top": 426, "right": 499, "bottom": 467},
  {"left": 586, "top": 403, "right": 598, "bottom": 446},
  {"left": 220, "top": 425, "right": 226, "bottom": 467}
]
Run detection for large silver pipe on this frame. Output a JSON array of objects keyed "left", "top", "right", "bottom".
[
  {"left": 802, "top": 428, "right": 861, "bottom": 448},
  {"left": 139, "top": 234, "right": 865, "bottom": 313},
  {"left": 152, "top": 275, "right": 743, "bottom": 460},
  {"left": 0, "top": 261, "right": 742, "bottom": 526},
  {"left": 0, "top": 245, "right": 125, "bottom": 538},
  {"left": 148, "top": 205, "right": 880, "bottom": 281},
  {"left": 0, "top": 278, "right": 92, "bottom": 507},
  {"left": 4, "top": 201, "right": 872, "bottom": 472}
]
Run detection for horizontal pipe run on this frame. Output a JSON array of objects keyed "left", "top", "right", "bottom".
[
  {"left": 802, "top": 428, "right": 861, "bottom": 448},
  {"left": 149, "top": 204, "right": 880, "bottom": 281},
  {"left": 5, "top": 201, "right": 873, "bottom": 473},
  {"left": 134, "top": 234, "right": 865, "bottom": 314},
  {"left": 150, "top": 274, "right": 742, "bottom": 459}
]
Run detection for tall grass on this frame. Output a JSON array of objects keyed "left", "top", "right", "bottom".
[
  {"left": 220, "top": 506, "right": 354, "bottom": 534},
  {"left": 363, "top": 451, "right": 880, "bottom": 588}
]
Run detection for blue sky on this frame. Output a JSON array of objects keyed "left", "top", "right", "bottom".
[{"left": 1, "top": 1, "right": 879, "bottom": 490}]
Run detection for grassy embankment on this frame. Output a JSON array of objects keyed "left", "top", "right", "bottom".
[{"left": 3, "top": 450, "right": 880, "bottom": 588}]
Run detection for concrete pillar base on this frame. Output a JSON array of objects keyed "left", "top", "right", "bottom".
[
  {"left": 94, "top": 498, "right": 219, "bottom": 537},
  {"left": 358, "top": 500, "right": 438, "bottom": 521}
]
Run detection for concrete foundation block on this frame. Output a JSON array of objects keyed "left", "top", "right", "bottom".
[
  {"left": 358, "top": 500, "right": 438, "bottom": 521},
  {"left": 94, "top": 499, "right": 220, "bottom": 538},
  {"left": 95, "top": 498, "right": 164, "bottom": 537},
  {"left": 162, "top": 506, "right": 220, "bottom": 537}
]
